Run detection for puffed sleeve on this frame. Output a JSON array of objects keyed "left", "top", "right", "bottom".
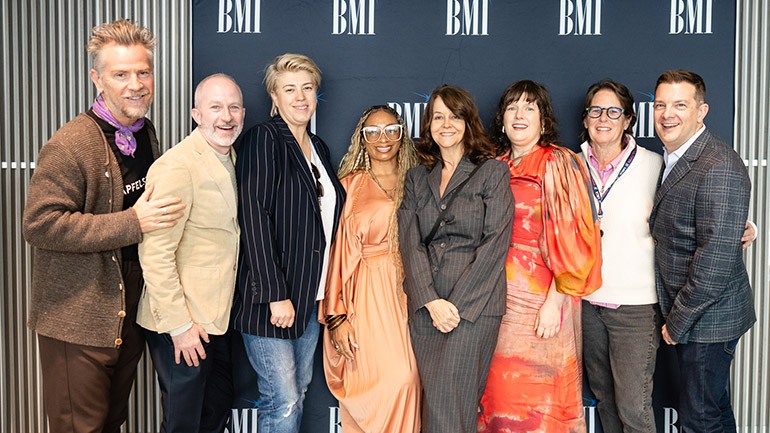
[{"left": 541, "top": 146, "right": 602, "bottom": 296}]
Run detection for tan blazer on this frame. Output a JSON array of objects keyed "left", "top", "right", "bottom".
[{"left": 137, "top": 128, "right": 240, "bottom": 335}]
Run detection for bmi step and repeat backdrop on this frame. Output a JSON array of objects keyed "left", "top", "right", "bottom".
[{"left": 192, "top": 1, "right": 734, "bottom": 432}]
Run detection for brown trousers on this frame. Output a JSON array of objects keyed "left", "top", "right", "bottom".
[{"left": 38, "top": 261, "right": 145, "bottom": 433}]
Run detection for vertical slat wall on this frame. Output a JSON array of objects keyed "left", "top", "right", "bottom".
[
  {"left": 1, "top": 1, "right": 768, "bottom": 432},
  {"left": 0, "top": 1, "right": 190, "bottom": 432},
  {"left": 734, "top": 2, "right": 770, "bottom": 432}
]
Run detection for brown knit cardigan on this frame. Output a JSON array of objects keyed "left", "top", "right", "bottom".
[{"left": 23, "top": 114, "right": 160, "bottom": 348}]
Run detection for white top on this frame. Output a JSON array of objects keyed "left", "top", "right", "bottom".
[
  {"left": 309, "top": 144, "right": 337, "bottom": 301},
  {"left": 580, "top": 137, "right": 661, "bottom": 305}
]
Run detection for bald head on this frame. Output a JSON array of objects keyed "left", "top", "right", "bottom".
[
  {"left": 191, "top": 73, "right": 245, "bottom": 153},
  {"left": 194, "top": 73, "right": 243, "bottom": 109}
]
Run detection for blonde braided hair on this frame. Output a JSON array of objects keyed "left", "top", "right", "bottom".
[{"left": 338, "top": 105, "right": 419, "bottom": 259}]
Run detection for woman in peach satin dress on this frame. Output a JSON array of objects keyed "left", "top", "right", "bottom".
[{"left": 322, "top": 105, "right": 421, "bottom": 433}]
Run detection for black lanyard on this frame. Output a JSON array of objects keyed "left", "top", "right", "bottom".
[{"left": 589, "top": 145, "right": 637, "bottom": 219}]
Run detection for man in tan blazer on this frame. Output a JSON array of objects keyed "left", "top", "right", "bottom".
[{"left": 137, "top": 73, "right": 244, "bottom": 433}]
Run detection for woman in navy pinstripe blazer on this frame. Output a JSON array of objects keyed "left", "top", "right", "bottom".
[{"left": 231, "top": 53, "right": 345, "bottom": 433}]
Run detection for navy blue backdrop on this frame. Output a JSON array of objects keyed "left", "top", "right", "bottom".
[{"left": 191, "top": 1, "right": 736, "bottom": 432}]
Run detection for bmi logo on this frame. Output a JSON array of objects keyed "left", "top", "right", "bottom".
[
  {"left": 329, "top": 407, "right": 341, "bottom": 432},
  {"left": 670, "top": 0, "right": 712, "bottom": 34},
  {"left": 633, "top": 97, "right": 656, "bottom": 139},
  {"left": 218, "top": 0, "right": 261, "bottom": 33},
  {"left": 663, "top": 407, "right": 679, "bottom": 433},
  {"left": 559, "top": 0, "right": 602, "bottom": 36},
  {"left": 225, "top": 408, "right": 257, "bottom": 433},
  {"left": 446, "top": 0, "right": 489, "bottom": 36},
  {"left": 228, "top": 407, "right": 342, "bottom": 432},
  {"left": 333, "top": 0, "right": 375, "bottom": 35},
  {"left": 388, "top": 101, "right": 428, "bottom": 139}
]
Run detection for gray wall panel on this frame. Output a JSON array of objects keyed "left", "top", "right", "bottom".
[
  {"left": 0, "top": 1, "right": 190, "bottom": 432},
  {"left": 734, "top": 1, "right": 770, "bottom": 431}
]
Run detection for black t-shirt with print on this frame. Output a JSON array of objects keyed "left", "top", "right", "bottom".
[{"left": 87, "top": 109, "right": 154, "bottom": 262}]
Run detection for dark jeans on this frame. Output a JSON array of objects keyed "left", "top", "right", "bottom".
[
  {"left": 145, "top": 330, "right": 233, "bottom": 433},
  {"left": 675, "top": 338, "right": 740, "bottom": 433},
  {"left": 582, "top": 301, "right": 661, "bottom": 433}
]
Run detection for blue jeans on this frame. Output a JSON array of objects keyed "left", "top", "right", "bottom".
[
  {"left": 676, "top": 338, "right": 740, "bottom": 433},
  {"left": 240, "top": 304, "right": 320, "bottom": 433},
  {"left": 582, "top": 301, "right": 661, "bottom": 433}
]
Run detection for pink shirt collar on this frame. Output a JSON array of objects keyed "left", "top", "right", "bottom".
[{"left": 586, "top": 142, "right": 631, "bottom": 184}]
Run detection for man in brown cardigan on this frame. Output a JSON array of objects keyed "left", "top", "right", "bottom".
[{"left": 22, "top": 19, "right": 184, "bottom": 433}]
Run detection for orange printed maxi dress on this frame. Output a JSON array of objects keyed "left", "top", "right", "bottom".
[
  {"left": 322, "top": 171, "right": 421, "bottom": 433},
  {"left": 478, "top": 144, "right": 602, "bottom": 433}
]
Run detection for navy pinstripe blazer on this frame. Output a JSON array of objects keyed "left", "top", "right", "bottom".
[
  {"left": 650, "top": 129, "right": 755, "bottom": 344},
  {"left": 231, "top": 115, "right": 345, "bottom": 339}
]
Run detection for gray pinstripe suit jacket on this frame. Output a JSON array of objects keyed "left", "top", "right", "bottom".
[
  {"left": 649, "top": 128, "right": 755, "bottom": 344},
  {"left": 398, "top": 157, "right": 514, "bottom": 322},
  {"left": 398, "top": 156, "right": 514, "bottom": 432}
]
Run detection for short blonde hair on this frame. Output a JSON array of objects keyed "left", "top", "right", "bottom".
[
  {"left": 264, "top": 53, "right": 322, "bottom": 116},
  {"left": 87, "top": 19, "right": 156, "bottom": 73}
]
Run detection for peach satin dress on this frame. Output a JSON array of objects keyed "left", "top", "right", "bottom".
[{"left": 322, "top": 171, "right": 421, "bottom": 433}]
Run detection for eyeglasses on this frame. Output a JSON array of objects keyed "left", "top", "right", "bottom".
[
  {"left": 310, "top": 163, "right": 324, "bottom": 199},
  {"left": 361, "top": 124, "right": 403, "bottom": 143},
  {"left": 586, "top": 106, "right": 625, "bottom": 120}
]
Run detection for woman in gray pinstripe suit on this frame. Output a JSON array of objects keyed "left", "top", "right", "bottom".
[{"left": 398, "top": 85, "right": 514, "bottom": 433}]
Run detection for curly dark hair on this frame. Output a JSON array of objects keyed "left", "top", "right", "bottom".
[
  {"left": 491, "top": 80, "right": 559, "bottom": 156},
  {"left": 417, "top": 84, "right": 495, "bottom": 168}
]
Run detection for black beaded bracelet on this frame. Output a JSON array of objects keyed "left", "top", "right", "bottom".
[{"left": 325, "top": 314, "right": 347, "bottom": 331}]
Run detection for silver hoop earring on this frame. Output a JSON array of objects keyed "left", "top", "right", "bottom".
[{"left": 502, "top": 125, "right": 505, "bottom": 134}]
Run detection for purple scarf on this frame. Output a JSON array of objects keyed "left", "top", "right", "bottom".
[{"left": 91, "top": 93, "right": 144, "bottom": 157}]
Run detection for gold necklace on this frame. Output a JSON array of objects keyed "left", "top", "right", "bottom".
[{"left": 368, "top": 169, "right": 396, "bottom": 199}]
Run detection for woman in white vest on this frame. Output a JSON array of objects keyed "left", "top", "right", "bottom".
[{"left": 578, "top": 79, "right": 662, "bottom": 433}]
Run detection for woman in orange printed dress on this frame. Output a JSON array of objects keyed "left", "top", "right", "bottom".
[
  {"left": 478, "top": 80, "right": 602, "bottom": 433},
  {"left": 322, "top": 105, "right": 421, "bottom": 433}
]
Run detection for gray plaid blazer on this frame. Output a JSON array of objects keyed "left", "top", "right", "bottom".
[{"left": 649, "top": 128, "right": 755, "bottom": 344}]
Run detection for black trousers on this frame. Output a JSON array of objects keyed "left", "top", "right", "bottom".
[{"left": 144, "top": 329, "right": 233, "bottom": 433}]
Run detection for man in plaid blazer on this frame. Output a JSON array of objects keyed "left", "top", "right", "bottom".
[{"left": 650, "top": 69, "right": 755, "bottom": 432}]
